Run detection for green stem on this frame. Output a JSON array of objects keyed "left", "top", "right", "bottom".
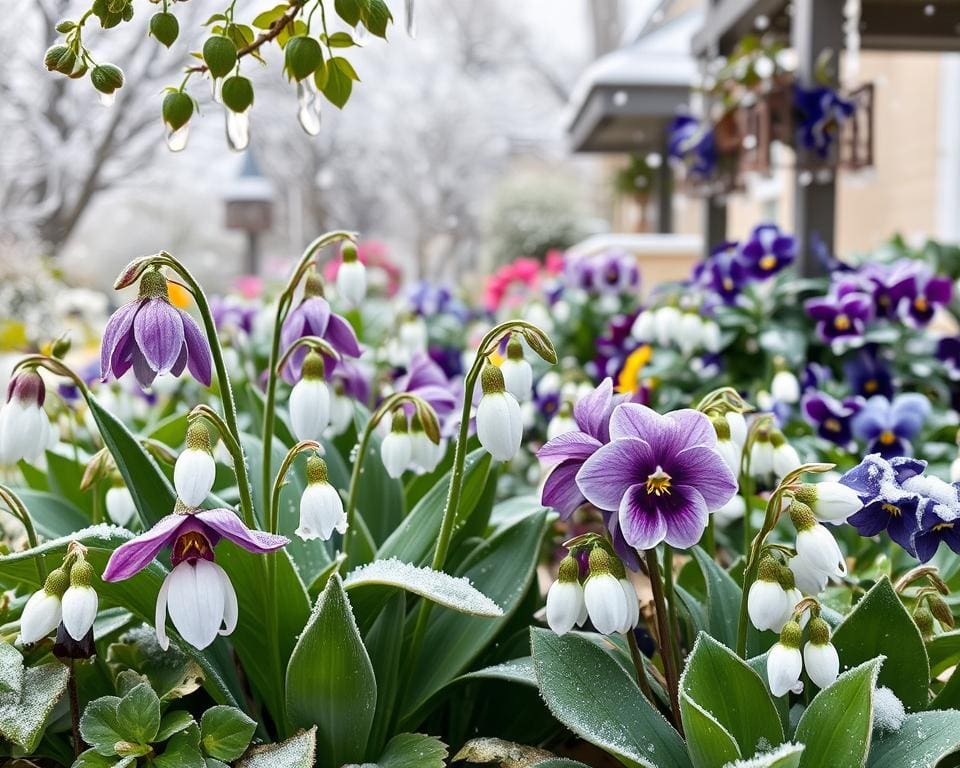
[
  {"left": 646, "top": 548, "right": 682, "bottom": 734},
  {"left": 663, "top": 545, "right": 683, "bottom": 668},
  {"left": 627, "top": 629, "right": 656, "bottom": 707}
]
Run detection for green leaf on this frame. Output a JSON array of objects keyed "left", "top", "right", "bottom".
[
  {"left": 75, "top": 751, "right": 136, "bottom": 768},
  {"left": 80, "top": 696, "right": 125, "bottom": 756},
  {"left": 18, "top": 489, "right": 88, "bottom": 539},
  {"left": 455, "top": 657, "right": 537, "bottom": 687},
  {"left": 155, "top": 724, "right": 205, "bottom": 768},
  {"left": 831, "top": 577, "right": 929, "bottom": 710},
  {"left": 200, "top": 705, "right": 256, "bottom": 761},
  {"left": 361, "top": 0, "right": 391, "bottom": 37},
  {"left": 0, "top": 641, "right": 24, "bottom": 696},
  {"left": 680, "top": 634, "right": 783, "bottom": 766},
  {"left": 346, "top": 411, "right": 404, "bottom": 545},
  {"left": 531, "top": 628, "right": 691, "bottom": 768},
  {"left": 116, "top": 682, "right": 161, "bottom": 745},
  {"left": 334, "top": 56, "right": 360, "bottom": 81},
  {"left": 867, "top": 710, "right": 960, "bottom": 767},
  {"left": 0, "top": 661, "right": 70, "bottom": 752},
  {"left": 45, "top": 449, "right": 95, "bottom": 515},
  {"left": 689, "top": 547, "right": 742, "bottom": 649},
  {"left": 326, "top": 31, "right": 356, "bottom": 47},
  {"left": 236, "top": 727, "right": 316, "bottom": 768},
  {"left": 334, "top": 0, "right": 362, "bottom": 27},
  {"left": 364, "top": 593, "right": 405, "bottom": 755},
  {"left": 793, "top": 658, "right": 880, "bottom": 768},
  {"left": 285, "top": 574, "right": 376, "bottom": 767},
  {"left": 156, "top": 710, "right": 196, "bottom": 742},
  {"left": 722, "top": 744, "right": 804, "bottom": 767},
  {"left": 252, "top": 4, "right": 287, "bottom": 29},
  {"left": 320, "top": 57, "right": 353, "bottom": 108},
  {"left": 680, "top": 696, "right": 741, "bottom": 768},
  {"left": 927, "top": 629, "right": 960, "bottom": 676},
  {"left": 375, "top": 732, "right": 447, "bottom": 768}
]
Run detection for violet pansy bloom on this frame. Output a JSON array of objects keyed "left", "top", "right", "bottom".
[
  {"left": 576, "top": 403, "right": 737, "bottom": 551},
  {"left": 394, "top": 353, "right": 458, "bottom": 424},
  {"left": 844, "top": 346, "right": 894, "bottom": 399},
  {"left": 896, "top": 268, "right": 952, "bottom": 327},
  {"left": 739, "top": 224, "right": 795, "bottom": 280},
  {"left": 937, "top": 336, "right": 960, "bottom": 380},
  {"left": 914, "top": 498, "right": 960, "bottom": 563},
  {"left": 851, "top": 393, "right": 931, "bottom": 458},
  {"left": 101, "top": 270, "right": 212, "bottom": 390},
  {"left": 794, "top": 85, "right": 855, "bottom": 157},
  {"left": 103, "top": 506, "right": 288, "bottom": 650},
  {"left": 696, "top": 241, "right": 747, "bottom": 305},
  {"left": 802, "top": 391, "right": 861, "bottom": 447},
  {"left": 805, "top": 289, "right": 873, "bottom": 345}
]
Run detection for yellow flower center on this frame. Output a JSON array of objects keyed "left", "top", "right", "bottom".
[
  {"left": 864, "top": 379, "right": 878, "bottom": 394},
  {"left": 834, "top": 314, "right": 851, "bottom": 331},
  {"left": 934, "top": 522, "right": 955, "bottom": 532},
  {"left": 882, "top": 503, "right": 901, "bottom": 518},
  {"left": 722, "top": 277, "right": 734, "bottom": 292},
  {"left": 915, "top": 297, "right": 929, "bottom": 313},
  {"left": 824, "top": 418, "right": 842, "bottom": 433},
  {"left": 759, "top": 254, "right": 778, "bottom": 271},
  {"left": 645, "top": 465, "right": 672, "bottom": 496},
  {"left": 879, "top": 431, "right": 897, "bottom": 445}
]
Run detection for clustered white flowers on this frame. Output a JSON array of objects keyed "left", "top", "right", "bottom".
[
  {"left": 20, "top": 543, "right": 98, "bottom": 647},
  {"left": 546, "top": 547, "right": 638, "bottom": 638},
  {"left": 631, "top": 305, "right": 721, "bottom": 356},
  {"left": 768, "top": 614, "right": 839, "bottom": 696},
  {"left": 380, "top": 409, "right": 444, "bottom": 478}
]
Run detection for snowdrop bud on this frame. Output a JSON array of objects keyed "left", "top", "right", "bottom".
[
  {"left": 297, "top": 456, "right": 346, "bottom": 541},
  {"left": 631, "top": 309, "right": 655, "bottom": 342},
  {"left": 803, "top": 616, "right": 839, "bottom": 689},
  {"left": 499, "top": 337, "right": 533, "bottom": 402},
  {"left": 771, "top": 431, "right": 801, "bottom": 478},
  {"left": 726, "top": 411, "right": 748, "bottom": 447},
  {"left": 547, "top": 402, "right": 577, "bottom": 441},
  {"left": 771, "top": 368, "right": 800, "bottom": 404},
  {"left": 174, "top": 422, "right": 216, "bottom": 507},
  {"left": 546, "top": 555, "right": 585, "bottom": 636},
  {"left": 20, "top": 567, "right": 68, "bottom": 644},
  {"left": 748, "top": 559, "right": 790, "bottom": 632},
  {"left": 768, "top": 620, "right": 804, "bottom": 697},
  {"left": 328, "top": 385, "right": 355, "bottom": 436},
  {"left": 399, "top": 317, "right": 428, "bottom": 356},
  {"left": 336, "top": 244, "right": 366, "bottom": 307},
  {"left": 791, "top": 502, "right": 847, "bottom": 578},
  {"left": 794, "top": 482, "right": 863, "bottom": 523},
  {"left": 289, "top": 351, "right": 331, "bottom": 441},
  {"left": 583, "top": 548, "right": 628, "bottom": 636},
  {"left": 61, "top": 559, "right": 98, "bottom": 641},
  {"left": 749, "top": 432, "right": 775, "bottom": 479},
  {"left": 929, "top": 595, "right": 955, "bottom": 630},
  {"left": 409, "top": 414, "right": 442, "bottom": 473},
  {"left": 105, "top": 482, "right": 137, "bottom": 527},
  {"left": 381, "top": 411, "right": 412, "bottom": 478},
  {"left": 476, "top": 364, "right": 523, "bottom": 462},
  {"left": 0, "top": 369, "right": 51, "bottom": 465},
  {"left": 914, "top": 606, "right": 935, "bottom": 639},
  {"left": 711, "top": 416, "right": 742, "bottom": 475},
  {"left": 789, "top": 554, "right": 829, "bottom": 596}
]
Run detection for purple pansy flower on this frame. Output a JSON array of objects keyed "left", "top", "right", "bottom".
[
  {"left": 104, "top": 506, "right": 287, "bottom": 650},
  {"left": 668, "top": 115, "right": 717, "bottom": 178},
  {"left": 914, "top": 496, "right": 960, "bottom": 563},
  {"left": 794, "top": 85, "right": 855, "bottom": 158},
  {"left": 801, "top": 362, "right": 831, "bottom": 391},
  {"left": 101, "top": 270, "right": 212, "bottom": 390},
  {"left": 851, "top": 393, "right": 931, "bottom": 458},
  {"left": 739, "top": 224, "right": 795, "bottom": 279},
  {"left": 695, "top": 241, "right": 748, "bottom": 305},
  {"left": 805, "top": 288, "right": 874, "bottom": 345},
  {"left": 575, "top": 403, "right": 737, "bottom": 551},
  {"left": 589, "top": 250, "right": 641, "bottom": 295},
  {"left": 844, "top": 346, "right": 894, "bottom": 399},
  {"left": 394, "top": 353, "right": 458, "bottom": 424},
  {"left": 210, "top": 296, "right": 257, "bottom": 335},
  {"left": 937, "top": 336, "right": 960, "bottom": 380},
  {"left": 802, "top": 391, "right": 862, "bottom": 446},
  {"left": 895, "top": 267, "right": 952, "bottom": 328}
]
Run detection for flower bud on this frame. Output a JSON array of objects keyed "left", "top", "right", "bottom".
[
  {"left": 336, "top": 255, "right": 366, "bottom": 309},
  {"left": 771, "top": 369, "right": 800, "bottom": 404},
  {"left": 520, "top": 325, "right": 557, "bottom": 365},
  {"left": 583, "top": 548, "right": 628, "bottom": 636},
  {"left": 476, "top": 364, "right": 523, "bottom": 462},
  {"left": 768, "top": 620, "right": 803, "bottom": 697},
  {"left": 44, "top": 44, "right": 76, "bottom": 74},
  {"left": 499, "top": 337, "right": 533, "bottom": 402},
  {"left": 0, "top": 369, "right": 52, "bottom": 465},
  {"left": 105, "top": 483, "right": 137, "bottom": 527},
  {"left": 748, "top": 558, "right": 790, "bottom": 632},
  {"left": 794, "top": 481, "right": 862, "bottom": 523},
  {"left": 771, "top": 431, "right": 801, "bottom": 478},
  {"left": 297, "top": 456, "right": 346, "bottom": 541},
  {"left": 91, "top": 64, "right": 124, "bottom": 94},
  {"left": 61, "top": 560, "right": 98, "bottom": 641},
  {"left": 149, "top": 11, "right": 179, "bottom": 47},
  {"left": 929, "top": 595, "right": 955, "bottom": 630},
  {"left": 803, "top": 616, "right": 839, "bottom": 689},
  {"left": 203, "top": 35, "right": 238, "bottom": 79},
  {"left": 174, "top": 423, "right": 216, "bottom": 507},
  {"left": 914, "top": 606, "right": 935, "bottom": 638},
  {"left": 289, "top": 352, "right": 331, "bottom": 441},
  {"left": 546, "top": 555, "right": 584, "bottom": 636},
  {"left": 381, "top": 410, "right": 412, "bottom": 478},
  {"left": 20, "top": 568, "right": 68, "bottom": 644}
]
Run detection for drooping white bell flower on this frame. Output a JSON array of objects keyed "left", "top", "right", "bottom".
[
  {"left": 328, "top": 385, "right": 355, "bottom": 436},
  {"left": 174, "top": 422, "right": 216, "bottom": 507},
  {"left": 748, "top": 559, "right": 790, "bottom": 632},
  {"left": 714, "top": 494, "right": 746, "bottom": 528},
  {"left": 726, "top": 411, "right": 748, "bottom": 448},
  {"left": 408, "top": 415, "right": 443, "bottom": 474},
  {"left": 791, "top": 502, "right": 847, "bottom": 578},
  {"left": 336, "top": 244, "right": 367, "bottom": 308},
  {"left": 771, "top": 431, "right": 802, "bottom": 478},
  {"left": 631, "top": 309, "right": 656, "bottom": 342},
  {"left": 749, "top": 432, "right": 775, "bottom": 479},
  {"left": 546, "top": 555, "right": 585, "bottom": 636},
  {"left": 297, "top": 456, "right": 347, "bottom": 541},
  {"left": 795, "top": 481, "right": 863, "bottom": 523},
  {"left": 654, "top": 305, "right": 680, "bottom": 347},
  {"left": 789, "top": 553, "right": 829, "bottom": 596},
  {"left": 499, "top": 336, "right": 533, "bottom": 402},
  {"left": 61, "top": 559, "right": 98, "bottom": 641},
  {"left": 546, "top": 402, "right": 578, "bottom": 442},
  {"left": 618, "top": 577, "right": 640, "bottom": 633},
  {"left": 105, "top": 483, "right": 138, "bottom": 527},
  {"left": 381, "top": 410, "right": 412, "bottom": 478},
  {"left": 19, "top": 567, "right": 68, "bottom": 644},
  {"left": 771, "top": 368, "right": 801, "bottom": 404},
  {"left": 803, "top": 616, "right": 839, "bottom": 689},
  {"left": 289, "top": 350, "right": 331, "bottom": 441},
  {"left": 677, "top": 312, "right": 704, "bottom": 355},
  {"left": 155, "top": 557, "right": 238, "bottom": 651},
  {"left": 0, "top": 369, "right": 52, "bottom": 466},
  {"left": 476, "top": 364, "right": 523, "bottom": 462},
  {"left": 583, "top": 548, "right": 628, "bottom": 636},
  {"left": 711, "top": 415, "right": 742, "bottom": 476},
  {"left": 768, "top": 620, "right": 804, "bottom": 697},
  {"left": 701, "top": 319, "right": 721, "bottom": 352}
]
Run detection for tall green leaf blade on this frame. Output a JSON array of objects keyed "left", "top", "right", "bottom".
[
  {"left": 722, "top": 744, "right": 804, "bottom": 767},
  {"left": 690, "top": 547, "right": 742, "bottom": 649},
  {"left": 793, "top": 658, "right": 881, "bottom": 768},
  {"left": 364, "top": 593, "right": 405, "bottom": 755},
  {"left": 831, "top": 577, "right": 929, "bottom": 710},
  {"left": 285, "top": 574, "right": 377, "bottom": 767},
  {"left": 17, "top": 489, "right": 88, "bottom": 539},
  {"left": 681, "top": 693, "right": 741, "bottom": 768},
  {"left": 867, "top": 710, "right": 960, "bottom": 767},
  {"left": 530, "top": 628, "right": 691, "bottom": 768}
]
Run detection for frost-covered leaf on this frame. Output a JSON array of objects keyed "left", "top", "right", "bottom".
[
  {"left": 236, "top": 727, "right": 317, "bottom": 768},
  {"left": 0, "top": 661, "right": 70, "bottom": 752},
  {"left": 344, "top": 558, "right": 502, "bottom": 617},
  {"left": 722, "top": 743, "right": 804, "bottom": 768},
  {"left": 867, "top": 710, "right": 960, "bottom": 767},
  {"left": 455, "top": 657, "right": 537, "bottom": 687},
  {"left": 374, "top": 732, "right": 447, "bottom": 767},
  {"left": 452, "top": 736, "right": 552, "bottom": 766},
  {"left": 0, "top": 641, "right": 24, "bottom": 695}
]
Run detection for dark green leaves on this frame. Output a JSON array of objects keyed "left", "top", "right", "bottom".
[
  {"left": 285, "top": 35, "right": 324, "bottom": 81},
  {"left": 149, "top": 11, "right": 179, "bottom": 47},
  {"left": 285, "top": 574, "right": 376, "bottom": 767},
  {"left": 0, "top": 662, "right": 70, "bottom": 752},
  {"left": 221, "top": 76, "right": 254, "bottom": 113},
  {"left": 831, "top": 577, "right": 929, "bottom": 710},
  {"left": 867, "top": 710, "right": 960, "bottom": 767},
  {"left": 374, "top": 732, "right": 447, "bottom": 768},
  {"left": 116, "top": 683, "right": 161, "bottom": 745},
  {"left": 318, "top": 57, "right": 359, "bottom": 109},
  {"left": 200, "top": 705, "right": 256, "bottom": 761}
]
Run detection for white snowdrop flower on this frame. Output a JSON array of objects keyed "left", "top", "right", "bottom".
[
  {"left": 547, "top": 402, "right": 578, "bottom": 442},
  {"left": 619, "top": 577, "right": 640, "bottom": 633},
  {"left": 795, "top": 481, "right": 863, "bottom": 523},
  {"left": 381, "top": 410, "right": 413, "bottom": 478},
  {"left": 791, "top": 502, "right": 847, "bottom": 578},
  {"left": 749, "top": 433, "right": 775, "bottom": 479},
  {"left": 726, "top": 411, "right": 748, "bottom": 448},
  {"left": 654, "top": 306, "right": 681, "bottom": 347},
  {"left": 499, "top": 336, "right": 533, "bottom": 402},
  {"left": 174, "top": 422, "right": 216, "bottom": 508},
  {"left": 803, "top": 617, "right": 839, "bottom": 689},
  {"left": 711, "top": 415, "right": 742, "bottom": 475},
  {"left": 676, "top": 313, "right": 704, "bottom": 355},
  {"left": 631, "top": 309, "right": 656, "bottom": 342},
  {"left": 789, "top": 554, "right": 829, "bottom": 596},
  {"left": 768, "top": 620, "right": 804, "bottom": 697},
  {"left": 714, "top": 494, "right": 746, "bottom": 527},
  {"left": 748, "top": 560, "right": 790, "bottom": 632},
  {"left": 0, "top": 369, "right": 52, "bottom": 465},
  {"left": 771, "top": 369, "right": 800, "bottom": 404},
  {"left": 297, "top": 456, "right": 347, "bottom": 541},
  {"left": 328, "top": 388, "right": 355, "bottom": 436},
  {"left": 105, "top": 484, "right": 137, "bottom": 527},
  {"left": 771, "top": 432, "right": 801, "bottom": 478},
  {"left": 409, "top": 416, "right": 443, "bottom": 473},
  {"left": 289, "top": 351, "right": 331, "bottom": 441},
  {"left": 476, "top": 364, "right": 523, "bottom": 462},
  {"left": 583, "top": 548, "right": 628, "bottom": 636},
  {"left": 546, "top": 555, "right": 585, "bottom": 636},
  {"left": 61, "top": 559, "right": 98, "bottom": 641},
  {"left": 19, "top": 567, "right": 67, "bottom": 644},
  {"left": 537, "top": 370, "right": 562, "bottom": 397},
  {"left": 398, "top": 317, "right": 428, "bottom": 359},
  {"left": 336, "top": 245, "right": 367, "bottom": 308},
  {"left": 156, "top": 558, "right": 237, "bottom": 651},
  {"left": 701, "top": 319, "right": 721, "bottom": 353}
]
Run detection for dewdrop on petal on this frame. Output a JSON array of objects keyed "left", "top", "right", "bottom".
[
  {"left": 336, "top": 243, "right": 366, "bottom": 308},
  {"left": 499, "top": 336, "right": 533, "bottom": 402},
  {"left": 381, "top": 410, "right": 413, "bottom": 478},
  {"left": 582, "top": 547, "right": 628, "bottom": 636},
  {"left": 289, "top": 350, "right": 331, "bottom": 441},
  {"left": 476, "top": 363, "right": 523, "bottom": 462},
  {"left": 174, "top": 421, "right": 216, "bottom": 507},
  {"left": 803, "top": 616, "right": 839, "bottom": 689},
  {"left": 768, "top": 620, "right": 804, "bottom": 697},
  {"left": 546, "top": 555, "right": 585, "bottom": 636},
  {"left": 61, "top": 558, "right": 98, "bottom": 642},
  {"left": 19, "top": 567, "right": 68, "bottom": 644},
  {"left": 297, "top": 455, "right": 346, "bottom": 541}
]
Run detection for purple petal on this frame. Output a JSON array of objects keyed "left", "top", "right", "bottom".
[
  {"left": 541, "top": 460, "right": 587, "bottom": 519},
  {"left": 577, "top": 437, "right": 654, "bottom": 511},
  {"left": 670, "top": 445, "right": 737, "bottom": 509},
  {"left": 179, "top": 310, "right": 213, "bottom": 386},
  {"left": 665, "top": 409, "right": 716, "bottom": 448},
  {"left": 573, "top": 378, "right": 614, "bottom": 440},
  {"left": 402, "top": 353, "right": 449, "bottom": 391},
  {"left": 134, "top": 299, "right": 185, "bottom": 374},
  {"left": 171, "top": 344, "right": 188, "bottom": 377},
  {"left": 538, "top": 430, "right": 602, "bottom": 464},
  {"left": 299, "top": 297, "right": 332, "bottom": 337},
  {"left": 603, "top": 510, "right": 642, "bottom": 571},
  {"left": 100, "top": 302, "right": 139, "bottom": 381},
  {"left": 195, "top": 508, "right": 289, "bottom": 554},
  {"left": 662, "top": 485, "right": 709, "bottom": 549},
  {"left": 926, "top": 276, "right": 953, "bottom": 305},
  {"left": 132, "top": 345, "right": 158, "bottom": 389},
  {"left": 618, "top": 483, "right": 668, "bottom": 550},
  {"left": 102, "top": 514, "right": 188, "bottom": 581},
  {"left": 280, "top": 305, "right": 308, "bottom": 350},
  {"left": 325, "top": 313, "right": 362, "bottom": 358}
]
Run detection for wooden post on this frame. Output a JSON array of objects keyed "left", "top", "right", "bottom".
[{"left": 657, "top": 145, "right": 674, "bottom": 234}]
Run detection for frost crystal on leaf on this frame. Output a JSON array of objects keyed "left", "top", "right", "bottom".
[
  {"left": 873, "top": 685, "right": 906, "bottom": 732},
  {"left": 722, "top": 742, "right": 805, "bottom": 768}
]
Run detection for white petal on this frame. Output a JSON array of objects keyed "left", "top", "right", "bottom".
[
  {"left": 381, "top": 432, "right": 412, "bottom": 478},
  {"left": 546, "top": 581, "right": 584, "bottom": 636},
  {"left": 500, "top": 359, "right": 533, "bottom": 402},
  {"left": 20, "top": 591, "right": 61, "bottom": 644},
  {"left": 716, "top": 439, "right": 742, "bottom": 476},
  {"left": 329, "top": 394, "right": 355, "bottom": 436},
  {"left": 174, "top": 449, "right": 217, "bottom": 507},
  {"left": 619, "top": 578, "right": 639, "bottom": 632},
  {"left": 105, "top": 487, "right": 138, "bottom": 527},
  {"left": 61, "top": 586, "right": 98, "bottom": 641},
  {"left": 773, "top": 443, "right": 802, "bottom": 478},
  {"left": 789, "top": 554, "right": 829, "bottom": 595},
  {"left": 584, "top": 574, "right": 627, "bottom": 636},
  {"left": 748, "top": 580, "right": 789, "bottom": 633},
  {"left": 810, "top": 481, "right": 863, "bottom": 522},
  {"left": 297, "top": 483, "right": 344, "bottom": 541},
  {"left": 803, "top": 642, "right": 839, "bottom": 689},
  {"left": 767, "top": 643, "right": 802, "bottom": 697},
  {"left": 155, "top": 570, "right": 172, "bottom": 650},
  {"left": 750, "top": 441, "right": 775, "bottom": 479},
  {"left": 772, "top": 371, "right": 801, "bottom": 403},
  {"left": 167, "top": 560, "right": 226, "bottom": 650},
  {"left": 796, "top": 525, "right": 847, "bottom": 578},
  {"left": 289, "top": 378, "right": 331, "bottom": 441},
  {"left": 215, "top": 564, "right": 238, "bottom": 637},
  {"left": 336, "top": 261, "right": 367, "bottom": 307},
  {"left": 477, "top": 392, "right": 522, "bottom": 462},
  {"left": 726, "top": 412, "right": 748, "bottom": 447}
]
